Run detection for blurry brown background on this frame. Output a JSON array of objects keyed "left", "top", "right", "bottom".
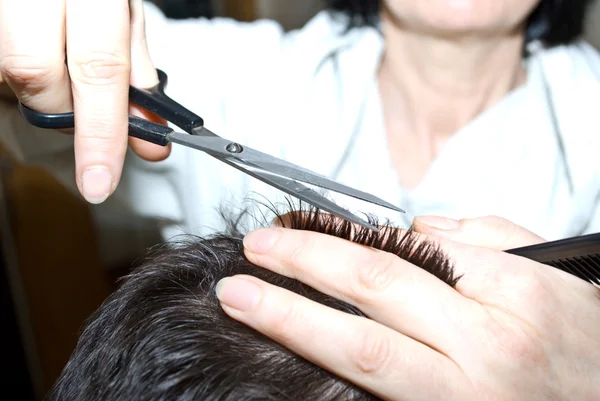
[{"left": 1, "top": 1, "right": 598, "bottom": 400}]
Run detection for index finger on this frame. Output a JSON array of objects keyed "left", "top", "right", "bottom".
[
  {"left": 66, "top": 0, "right": 131, "bottom": 204},
  {"left": 242, "top": 227, "right": 479, "bottom": 359},
  {"left": 217, "top": 275, "right": 473, "bottom": 401}
]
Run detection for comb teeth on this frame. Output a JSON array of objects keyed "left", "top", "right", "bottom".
[
  {"left": 506, "top": 232, "right": 600, "bottom": 288},
  {"left": 549, "top": 255, "right": 600, "bottom": 287}
]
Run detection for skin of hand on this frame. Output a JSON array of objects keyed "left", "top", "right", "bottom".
[
  {"left": 215, "top": 216, "right": 600, "bottom": 401},
  {"left": 413, "top": 215, "right": 547, "bottom": 250},
  {"left": 0, "top": 0, "right": 169, "bottom": 204}
]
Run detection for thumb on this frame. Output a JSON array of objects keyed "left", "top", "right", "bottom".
[
  {"left": 413, "top": 215, "right": 545, "bottom": 250},
  {"left": 128, "top": 0, "right": 171, "bottom": 162}
]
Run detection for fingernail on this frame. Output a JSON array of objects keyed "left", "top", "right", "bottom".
[
  {"left": 81, "top": 166, "right": 113, "bottom": 204},
  {"left": 415, "top": 216, "right": 460, "bottom": 231},
  {"left": 243, "top": 228, "right": 279, "bottom": 254},
  {"left": 216, "top": 277, "right": 262, "bottom": 312}
]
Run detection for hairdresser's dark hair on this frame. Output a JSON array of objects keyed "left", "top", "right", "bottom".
[
  {"left": 46, "top": 204, "right": 458, "bottom": 401},
  {"left": 326, "top": 0, "right": 595, "bottom": 48}
]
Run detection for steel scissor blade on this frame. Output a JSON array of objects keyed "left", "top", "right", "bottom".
[
  {"left": 250, "top": 160, "right": 404, "bottom": 213},
  {"left": 170, "top": 131, "right": 379, "bottom": 230},
  {"left": 170, "top": 130, "right": 404, "bottom": 213},
  {"left": 224, "top": 163, "right": 380, "bottom": 232}
]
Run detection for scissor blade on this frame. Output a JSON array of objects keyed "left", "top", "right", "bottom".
[
  {"left": 170, "top": 130, "right": 404, "bottom": 213},
  {"left": 251, "top": 160, "right": 404, "bottom": 213},
  {"left": 230, "top": 165, "right": 380, "bottom": 232}
]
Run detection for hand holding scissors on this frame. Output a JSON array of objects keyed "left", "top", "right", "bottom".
[
  {"left": 0, "top": 0, "right": 167, "bottom": 202},
  {"left": 18, "top": 68, "right": 404, "bottom": 230}
]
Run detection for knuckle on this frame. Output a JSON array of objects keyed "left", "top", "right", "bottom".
[
  {"left": 77, "top": 122, "right": 123, "bottom": 139},
  {"left": 471, "top": 216, "right": 516, "bottom": 249},
  {"left": 508, "top": 269, "right": 549, "bottom": 305},
  {"left": 484, "top": 314, "right": 547, "bottom": 370},
  {"left": 70, "top": 51, "right": 130, "bottom": 86},
  {"left": 0, "top": 54, "right": 58, "bottom": 87},
  {"left": 263, "top": 300, "right": 305, "bottom": 345},
  {"left": 76, "top": 131, "right": 127, "bottom": 153},
  {"left": 485, "top": 264, "right": 550, "bottom": 309},
  {"left": 352, "top": 329, "right": 394, "bottom": 375},
  {"left": 287, "top": 235, "right": 316, "bottom": 271},
  {"left": 288, "top": 244, "right": 306, "bottom": 269},
  {"left": 491, "top": 217, "right": 518, "bottom": 248},
  {"left": 350, "top": 252, "right": 397, "bottom": 303},
  {"left": 484, "top": 264, "right": 509, "bottom": 290}
]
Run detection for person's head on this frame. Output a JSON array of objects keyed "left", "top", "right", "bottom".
[
  {"left": 326, "top": 0, "right": 594, "bottom": 49},
  {"left": 45, "top": 206, "right": 458, "bottom": 401}
]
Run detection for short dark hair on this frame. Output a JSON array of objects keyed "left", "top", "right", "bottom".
[
  {"left": 325, "top": 0, "right": 596, "bottom": 48},
  {"left": 45, "top": 205, "right": 458, "bottom": 401}
]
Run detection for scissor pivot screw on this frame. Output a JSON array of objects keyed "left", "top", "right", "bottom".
[{"left": 226, "top": 142, "right": 244, "bottom": 154}]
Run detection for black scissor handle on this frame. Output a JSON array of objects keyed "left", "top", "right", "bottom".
[
  {"left": 15, "top": 68, "right": 201, "bottom": 146},
  {"left": 17, "top": 101, "right": 75, "bottom": 130},
  {"left": 129, "top": 69, "right": 204, "bottom": 134},
  {"left": 17, "top": 102, "right": 173, "bottom": 147}
]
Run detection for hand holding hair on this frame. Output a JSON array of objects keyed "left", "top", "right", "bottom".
[{"left": 217, "top": 215, "right": 600, "bottom": 400}]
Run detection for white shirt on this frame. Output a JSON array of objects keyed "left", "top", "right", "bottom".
[{"left": 2, "top": 2, "right": 600, "bottom": 268}]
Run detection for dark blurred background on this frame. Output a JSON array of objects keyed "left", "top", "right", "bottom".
[{"left": 151, "top": 0, "right": 215, "bottom": 19}]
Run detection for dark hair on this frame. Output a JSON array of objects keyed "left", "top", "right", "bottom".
[
  {"left": 326, "top": 0, "right": 595, "bottom": 48},
  {"left": 45, "top": 205, "right": 458, "bottom": 401}
]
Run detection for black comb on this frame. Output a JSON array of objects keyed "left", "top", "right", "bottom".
[{"left": 507, "top": 233, "right": 600, "bottom": 287}]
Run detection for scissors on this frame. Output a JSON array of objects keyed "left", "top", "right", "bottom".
[{"left": 17, "top": 69, "right": 404, "bottom": 231}]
